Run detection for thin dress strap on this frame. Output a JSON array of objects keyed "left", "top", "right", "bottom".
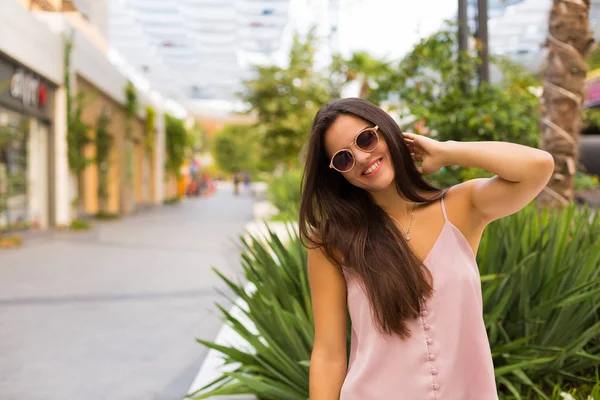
[{"left": 440, "top": 196, "right": 448, "bottom": 222}]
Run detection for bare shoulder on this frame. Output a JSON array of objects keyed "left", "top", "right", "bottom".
[
  {"left": 441, "top": 180, "right": 488, "bottom": 254},
  {"left": 307, "top": 246, "right": 346, "bottom": 289}
]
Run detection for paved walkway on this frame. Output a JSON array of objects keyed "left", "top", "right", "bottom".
[{"left": 0, "top": 186, "right": 254, "bottom": 400}]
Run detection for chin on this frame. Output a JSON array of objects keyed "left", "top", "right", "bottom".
[
  {"left": 366, "top": 176, "right": 395, "bottom": 193},
  {"left": 353, "top": 165, "right": 395, "bottom": 192}
]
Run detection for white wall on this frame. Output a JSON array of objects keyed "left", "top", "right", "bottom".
[
  {"left": 0, "top": 0, "right": 63, "bottom": 85},
  {"left": 53, "top": 87, "right": 71, "bottom": 227},
  {"left": 27, "top": 119, "right": 49, "bottom": 229},
  {"left": 35, "top": 13, "right": 129, "bottom": 105}
]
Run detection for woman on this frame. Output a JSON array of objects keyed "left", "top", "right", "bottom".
[{"left": 299, "top": 98, "right": 554, "bottom": 400}]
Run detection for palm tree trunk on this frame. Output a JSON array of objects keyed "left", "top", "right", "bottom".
[{"left": 539, "top": 0, "right": 593, "bottom": 207}]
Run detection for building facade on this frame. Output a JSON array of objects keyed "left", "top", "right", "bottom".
[
  {"left": 1, "top": 0, "right": 170, "bottom": 232},
  {"left": 0, "top": 0, "right": 66, "bottom": 231},
  {"left": 0, "top": 53, "right": 58, "bottom": 230}
]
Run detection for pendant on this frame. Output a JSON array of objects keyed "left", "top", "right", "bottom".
[{"left": 406, "top": 235, "right": 411, "bottom": 241}]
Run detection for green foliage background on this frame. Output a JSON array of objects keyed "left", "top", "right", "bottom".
[
  {"left": 165, "top": 114, "right": 188, "bottom": 177},
  {"left": 95, "top": 109, "right": 112, "bottom": 210},
  {"left": 240, "top": 30, "right": 330, "bottom": 170},
  {"left": 239, "top": 25, "right": 543, "bottom": 173},
  {"left": 210, "top": 124, "right": 258, "bottom": 175}
]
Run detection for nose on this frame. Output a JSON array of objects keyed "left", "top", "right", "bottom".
[{"left": 353, "top": 147, "right": 372, "bottom": 168}]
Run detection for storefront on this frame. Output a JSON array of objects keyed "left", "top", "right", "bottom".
[
  {"left": 0, "top": 53, "right": 56, "bottom": 231},
  {"left": 75, "top": 76, "right": 154, "bottom": 216}
]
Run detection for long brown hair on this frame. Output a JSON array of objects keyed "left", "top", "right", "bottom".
[{"left": 299, "top": 98, "right": 445, "bottom": 338}]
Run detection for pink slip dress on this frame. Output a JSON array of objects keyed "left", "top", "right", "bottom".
[{"left": 341, "top": 197, "right": 498, "bottom": 400}]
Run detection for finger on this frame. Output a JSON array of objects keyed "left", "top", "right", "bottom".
[{"left": 403, "top": 132, "right": 417, "bottom": 139}]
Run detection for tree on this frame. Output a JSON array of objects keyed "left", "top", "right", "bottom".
[
  {"left": 210, "top": 124, "right": 258, "bottom": 175},
  {"left": 389, "top": 28, "right": 541, "bottom": 147},
  {"left": 164, "top": 114, "right": 187, "bottom": 178},
  {"left": 344, "top": 51, "right": 395, "bottom": 103},
  {"left": 539, "top": 0, "right": 593, "bottom": 207},
  {"left": 241, "top": 29, "right": 330, "bottom": 169},
  {"left": 186, "top": 123, "right": 207, "bottom": 155}
]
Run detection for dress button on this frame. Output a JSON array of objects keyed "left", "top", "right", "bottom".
[
  {"left": 431, "top": 368, "right": 438, "bottom": 375},
  {"left": 427, "top": 338, "right": 433, "bottom": 345},
  {"left": 433, "top": 384, "right": 440, "bottom": 390},
  {"left": 429, "top": 354, "right": 436, "bottom": 361},
  {"left": 423, "top": 324, "right": 430, "bottom": 331}
]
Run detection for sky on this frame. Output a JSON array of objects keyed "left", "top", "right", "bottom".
[
  {"left": 255, "top": 0, "right": 459, "bottom": 75},
  {"left": 337, "top": 0, "right": 458, "bottom": 60}
]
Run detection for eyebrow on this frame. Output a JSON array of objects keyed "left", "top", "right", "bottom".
[
  {"left": 329, "top": 125, "right": 372, "bottom": 156},
  {"left": 356, "top": 125, "right": 370, "bottom": 135}
]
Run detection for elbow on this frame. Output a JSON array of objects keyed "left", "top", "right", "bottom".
[{"left": 535, "top": 150, "right": 555, "bottom": 184}]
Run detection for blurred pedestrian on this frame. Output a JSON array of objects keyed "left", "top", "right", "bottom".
[
  {"left": 233, "top": 172, "right": 240, "bottom": 196},
  {"left": 300, "top": 98, "right": 554, "bottom": 400},
  {"left": 243, "top": 171, "right": 251, "bottom": 196}
]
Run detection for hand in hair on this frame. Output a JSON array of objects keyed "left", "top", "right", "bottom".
[{"left": 403, "top": 132, "right": 446, "bottom": 175}]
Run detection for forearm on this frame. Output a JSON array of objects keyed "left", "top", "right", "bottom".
[
  {"left": 441, "top": 141, "right": 553, "bottom": 183},
  {"left": 309, "top": 351, "right": 347, "bottom": 400}
]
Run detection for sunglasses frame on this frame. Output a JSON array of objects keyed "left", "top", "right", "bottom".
[{"left": 329, "top": 125, "right": 380, "bottom": 173}]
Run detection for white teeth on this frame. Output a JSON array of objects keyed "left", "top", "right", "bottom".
[{"left": 363, "top": 159, "right": 381, "bottom": 175}]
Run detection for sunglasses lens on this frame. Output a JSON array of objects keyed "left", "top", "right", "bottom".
[
  {"left": 356, "top": 129, "right": 378, "bottom": 151},
  {"left": 332, "top": 150, "right": 354, "bottom": 172}
]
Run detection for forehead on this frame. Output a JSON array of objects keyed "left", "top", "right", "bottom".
[{"left": 324, "top": 115, "right": 370, "bottom": 155}]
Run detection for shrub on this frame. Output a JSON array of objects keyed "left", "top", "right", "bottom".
[
  {"left": 427, "top": 166, "right": 495, "bottom": 188},
  {"left": 190, "top": 224, "right": 310, "bottom": 400},
  {"left": 480, "top": 204, "right": 600, "bottom": 398},
  {"left": 210, "top": 124, "right": 259, "bottom": 175},
  {"left": 94, "top": 212, "right": 120, "bottom": 221},
  {"left": 163, "top": 196, "right": 181, "bottom": 205},
  {"left": 70, "top": 218, "right": 91, "bottom": 231},
  {"left": 389, "top": 28, "right": 542, "bottom": 148},
  {"left": 191, "top": 204, "right": 600, "bottom": 400},
  {"left": 575, "top": 171, "right": 600, "bottom": 191},
  {"left": 267, "top": 169, "right": 302, "bottom": 221}
]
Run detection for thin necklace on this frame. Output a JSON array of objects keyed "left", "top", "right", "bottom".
[{"left": 405, "top": 203, "right": 415, "bottom": 241}]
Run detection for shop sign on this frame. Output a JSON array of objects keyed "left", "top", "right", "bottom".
[{"left": 9, "top": 68, "right": 48, "bottom": 108}]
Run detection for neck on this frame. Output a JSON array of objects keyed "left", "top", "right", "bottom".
[{"left": 369, "top": 182, "right": 414, "bottom": 218}]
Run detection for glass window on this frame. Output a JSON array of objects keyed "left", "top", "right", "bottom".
[{"left": 0, "top": 107, "right": 29, "bottom": 231}]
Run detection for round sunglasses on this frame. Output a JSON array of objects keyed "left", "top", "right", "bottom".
[{"left": 329, "top": 125, "right": 380, "bottom": 172}]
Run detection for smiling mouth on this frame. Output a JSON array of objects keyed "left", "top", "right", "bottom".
[{"left": 362, "top": 158, "right": 382, "bottom": 175}]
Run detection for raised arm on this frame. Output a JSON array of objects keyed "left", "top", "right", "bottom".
[
  {"left": 404, "top": 133, "right": 554, "bottom": 226},
  {"left": 308, "top": 246, "right": 348, "bottom": 400},
  {"left": 440, "top": 140, "right": 554, "bottom": 224}
]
